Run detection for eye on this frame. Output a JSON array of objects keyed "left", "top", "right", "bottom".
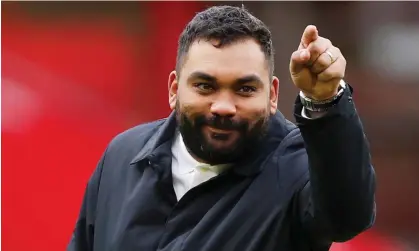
[
  {"left": 194, "top": 83, "right": 215, "bottom": 92},
  {"left": 238, "top": 86, "right": 257, "bottom": 94}
]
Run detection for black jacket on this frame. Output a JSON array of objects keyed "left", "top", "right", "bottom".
[{"left": 68, "top": 87, "right": 376, "bottom": 251}]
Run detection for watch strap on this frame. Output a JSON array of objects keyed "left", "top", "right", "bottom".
[{"left": 299, "top": 80, "right": 347, "bottom": 112}]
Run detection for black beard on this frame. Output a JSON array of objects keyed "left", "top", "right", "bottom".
[{"left": 176, "top": 103, "right": 269, "bottom": 165}]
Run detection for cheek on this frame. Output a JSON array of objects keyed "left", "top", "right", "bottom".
[
  {"left": 178, "top": 92, "right": 211, "bottom": 113},
  {"left": 179, "top": 87, "right": 203, "bottom": 104},
  {"left": 178, "top": 99, "right": 207, "bottom": 118},
  {"left": 238, "top": 106, "right": 270, "bottom": 127},
  {"left": 237, "top": 99, "right": 270, "bottom": 117}
]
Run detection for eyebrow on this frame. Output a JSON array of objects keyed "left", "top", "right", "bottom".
[
  {"left": 187, "top": 71, "right": 264, "bottom": 86},
  {"left": 188, "top": 71, "right": 217, "bottom": 83}
]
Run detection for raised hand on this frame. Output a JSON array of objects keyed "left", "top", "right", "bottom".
[{"left": 289, "top": 25, "right": 346, "bottom": 100}]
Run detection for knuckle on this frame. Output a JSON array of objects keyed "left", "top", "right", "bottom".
[
  {"left": 291, "top": 51, "right": 299, "bottom": 60},
  {"left": 334, "top": 47, "right": 343, "bottom": 59},
  {"left": 319, "top": 37, "right": 332, "bottom": 46},
  {"left": 308, "top": 42, "right": 320, "bottom": 53},
  {"left": 325, "top": 38, "right": 332, "bottom": 45}
]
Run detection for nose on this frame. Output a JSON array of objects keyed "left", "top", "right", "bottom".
[{"left": 210, "top": 95, "right": 237, "bottom": 117}]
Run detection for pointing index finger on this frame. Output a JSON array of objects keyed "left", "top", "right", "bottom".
[{"left": 301, "top": 25, "right": 319, "bottom": 48}]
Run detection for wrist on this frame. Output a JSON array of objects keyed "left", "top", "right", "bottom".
[
  {"left": 299, "top": 80, "right": 347, "bottom": 112},
  {"left": 302, "top": 90, "right": 338, "bottom": 101}
]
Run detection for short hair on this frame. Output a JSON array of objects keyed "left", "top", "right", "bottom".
[{"left": 176, "top": 5, "right": 275, "bottom": 77}]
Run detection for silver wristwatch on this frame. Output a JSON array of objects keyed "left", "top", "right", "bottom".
[{"left": 299, "top": 80, "right": 347, "bottom": 112}]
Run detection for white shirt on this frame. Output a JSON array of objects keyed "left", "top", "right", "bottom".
[{"left": 171, "top": 132, "right": 231, "bottom": 201}]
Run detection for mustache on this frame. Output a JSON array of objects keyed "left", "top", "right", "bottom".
[{"left": 194, "top": 115, "right": 247, "bottom": 131}]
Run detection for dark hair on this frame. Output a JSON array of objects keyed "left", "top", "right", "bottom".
[{"left": 176, "top": 5, "right": 274, "bottom": 77}]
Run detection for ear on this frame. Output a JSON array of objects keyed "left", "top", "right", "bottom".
[
  {"left": 269, "top": 76, "right": 279, "bottom": 115},
  {"left": 168, "top": 71, "right": 178, "bottom": 110}
]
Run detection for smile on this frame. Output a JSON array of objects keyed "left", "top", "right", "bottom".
[{"left": 205, "top": 126, "right": 235, "bottom": 134}]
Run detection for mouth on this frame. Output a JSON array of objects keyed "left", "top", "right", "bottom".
[
  {"left": 205, "top": 126, "right": 235, "bottom": 134},
  {"left": 204, "top": 126, "right": 239, "bottom": 141}
]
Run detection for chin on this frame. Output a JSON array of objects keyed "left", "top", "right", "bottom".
[
  {"left": 210, "top": 143, "right": 237, "bottom": 152},
  {"left": 205, "top": 136, "right": 239, "bottom": 149},
  {"left": 207, "top": 142, "right": 243, "bottom": 158}
]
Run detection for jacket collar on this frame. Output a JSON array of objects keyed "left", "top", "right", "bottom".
[
  {"left": 129, "top": 112, "right": 177, "bottom": 165},
  {"left": 129, "top": 110, "right": 295, "bottom": 176}
]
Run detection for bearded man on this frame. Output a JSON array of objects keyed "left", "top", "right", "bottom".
[{"left": 68, "top": 5, "right": 376, "bottom": 251}]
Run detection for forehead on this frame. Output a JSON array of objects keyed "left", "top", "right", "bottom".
[{"left": 179, "top": 39, "right": 270, "bottom": 83}]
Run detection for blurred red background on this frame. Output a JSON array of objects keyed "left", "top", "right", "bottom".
[{"left": 2, "top": 2, "right": 418, "bottom": 251}]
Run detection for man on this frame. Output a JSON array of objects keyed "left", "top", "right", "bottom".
[{"left": 68, "top": 5, "right": 376, "bottom": 251}]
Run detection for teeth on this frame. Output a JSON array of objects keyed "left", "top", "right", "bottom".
[{"left": 212, "top": 129, "right": 230, "bottom": 133}]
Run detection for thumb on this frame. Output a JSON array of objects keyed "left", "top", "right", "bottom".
[{"left": 289, "top": 49, "right": 310, "bottom": 75}]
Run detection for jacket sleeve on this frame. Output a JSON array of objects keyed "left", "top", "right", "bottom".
[
  {"left": 293, "top": 85, "right": 376, "bottom": 245},
  {"left": 67, "top": 148, "right": 107, "bottom": 251}
]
